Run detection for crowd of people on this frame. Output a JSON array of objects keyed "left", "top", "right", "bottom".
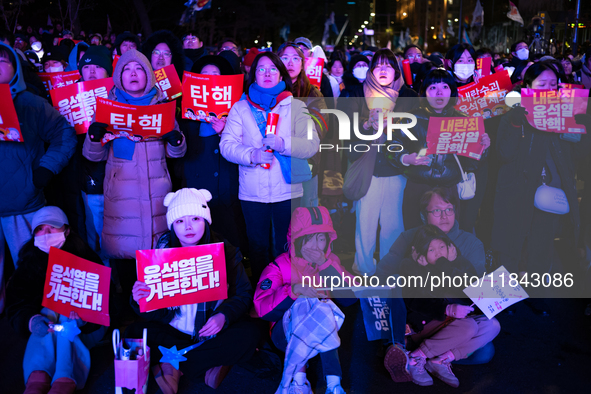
[{"left": 1, "top": 21, "right": 591, "bottom": 394}]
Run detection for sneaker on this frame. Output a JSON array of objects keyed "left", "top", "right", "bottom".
[
  {"left": 408, "top": 356, "right": 433, "bottom": 386},
  {"left": 425, "top": 359, "right": 459, "bottom": 388},
  {"left": 325, "top": 384, "right": 346, "bottom": 394},
  {"left": 288, "top": 379, "right": 313, "bottom": 394},
  {"left": 384, "top": 344, "right": 412, "bottom": 382}
]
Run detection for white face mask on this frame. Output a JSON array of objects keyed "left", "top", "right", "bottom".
[
  {"left": 47, "top": 65, "right": 64, "bottom": 73},
  {"left": 34, "top": 231, "right": 66, "bottom": 254},
  {"left": 516, "top": 48, "right": 529, "bottom": 61},
  {"left": 353, "top": 66, "right": 369, "bottom": 81},
  {"left": 454, "top": 63, "right": 475, "bottom": 80},
  {"left": 31, "top": 42, "right": 42, "bottom": 52}
]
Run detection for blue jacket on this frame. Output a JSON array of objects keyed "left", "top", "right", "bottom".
[{"left": 0, "top": 43, "right": 77, "bottom": 216}]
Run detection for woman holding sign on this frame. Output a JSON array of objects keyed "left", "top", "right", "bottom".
[
  {"left": 127, "top": 188, "right": 258, "bottom": 393},
  {"left": 6, "top": 206, "right": 107, "bottom": 394},
  {"left": 82, "top": 49, "right": 187, "bottom": 293},
  {"left": 220, "top": 52, "right": 320, "bottom": 283}
]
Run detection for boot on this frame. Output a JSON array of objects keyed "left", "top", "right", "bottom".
[
  {"left": 24, "top": 371, "right": 51, "bottom": 394},
  {"left": 204, "top": 365, "right": 232, "bottom": 389},
  {"left": 152, "top": 362, "right": 182, "bottom": 394},
  {"left": 47, "top": 378, "right": 76, "bottom": 394}
]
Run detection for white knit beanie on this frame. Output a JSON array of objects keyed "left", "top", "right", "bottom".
[{"left": 163, "top": 188, "right": 212, "bottom": 229}]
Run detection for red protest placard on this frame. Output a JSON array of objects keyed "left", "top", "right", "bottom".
[
  {"left": 42, "top": 247, "right": 111, "bottom": 326},
  {"left": 0, "top": 84, "right": 24, "bottom": 142},
  {"left": 38, "top": 71, "right": 81, "bottom": 92},
  {"left": 426, "top": 117, "right": 485, "bottom": 160},
  {"left": 155, "top": 65, "right": 182, "bottom": 100},
  {"left": 521, "top": 88, "right": 589, "bottom": 133},
  {"left": 559, "top": 83, "right": 585, "bottom": 90},
  {"left": 304, "top": 57, "right": 324, "bottom": 89},
  {"left": 181, "top": 72, "right": 243, "bottom": 122},
  {"left": 456, "top": 70, "right": 513, "bottom": 118},
  {"left": 136, "top": 243, "right": 228, "bottom": 313},
  {"left": 112, "top": 55, "right": 120, "bottom": 71},
  {"left": 50, "top": 78, "right": 114, "bottom": 134},
  {"left": 95, "top": 97, "right": 176, "bottom": 143},
  {"left": 58, "top": 38, "right": 84, "bottom": 45},
  {"left": 475, "top": 57, "right": 492, "bottom": 78}
]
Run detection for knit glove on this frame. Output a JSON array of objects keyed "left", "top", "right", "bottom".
[
  {"left": 29, "top": 315, "right": 51, "bottom": 337},
  {"left": 33, "top": 167, "right": 54, "bottom": 189},
  {"left": 250, "top": 147, "right": 274, "bottom": 165},
  {"left": 445, "top": 304, "right": 474, "bottom": 319},
  {"left": 508, "top": 106, "right": 527, "bottom": 126},
  {"left": 262, "top": 134, "right": 285, "bottom": 153},
  {"left": 88, "top": 122, "right": 109, "bottom": 142},
  {"left": 161, "top": 130, "right": 183, "bottom": 147}
]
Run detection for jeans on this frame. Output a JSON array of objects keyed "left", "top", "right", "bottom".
[{"left": 241, "top": 198, "right": 300, "bottom": 283}]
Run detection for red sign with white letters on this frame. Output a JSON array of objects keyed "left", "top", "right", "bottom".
[
  {"left": 38, "top": 70, "right": 81, "bottom": 92},
  {"left": 50, "top": 78, "right": 114, "bottom": 134},
  {"left": 426, "top": 117, "right": 485, "bottom": 160},
  {"left": 95, "top": 97, "right": 176, "bottom": 144},
  {"left": 155, "top": 64, "right": 182, "bottom": 100},
  {"left": 136, "top": 243, "right": 227, "bottom": 313},
  {"left": 304, "top": 57, "right": 324, "bottom": 89},
  {"left": 456, "top": 71, "right": 513, "bottom": 118},
  {"left": 0, "top": 84, "right": 24, "bottom": 142},
  {"left": 181, "top": 72, "right": 243, "bottom": 122},
  {"left": 521, "top": 88, "right": 589, "bottom": 133},
  {"left": 42, "top": 247, "right": 111, "bottom": 326}
]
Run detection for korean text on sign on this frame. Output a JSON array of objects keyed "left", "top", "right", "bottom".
[
  {"left": 304, "top": 57, "right": 325, "bottom": 89},
  {"left": 426, "top": 117, "right": 485, "bottom": 160},
  {"left": 38, "top": 70, "right": 81, "bottom": 93},
  {"left": 42, "top": 247, "right": 111, "bottom": 326},
  {"left": 360, "top": 296, "right": 392, "bottom": 342},
  {"left": 154, "top": 64, "right": 183, "bottom": 100},
  {"left": 0, "top": 84, "right": 24, "bottom": 142},
  {"left": 456, "top": 71, "right": 513, "bottom": 118},
  {"left": 181, "top": 72, "right": 243, "bottom": 122},
  {"left": 136, "top": 243, "right": 228, "bottom": 312},
  {"left": 50, "top": 78, "right": 114, "bottom": 134},
  {"left": 95, "top": 97, "right": 176, "bottom": 143},
  {"left": 521, "top": 88, "right": 589, "bottom": 133}
]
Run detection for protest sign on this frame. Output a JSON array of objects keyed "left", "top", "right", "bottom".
[
  {"left": 475, "top": 56, "right": 492, "bottom": 78},
  {"left": 50, "top": 78, "right": 114, "bottom": 134},
  {"left": 558, "top": 83, "right": 585, "bottom": 90},
  {"left": 38, "top": 70, "right": 81, "bottom": 93},
  {"left": 0, "top": 84, "right": 24, "bottom": 142},
  {"left": 135, "top": 243, "right": 227, "bottom": 313},
  {"left": 456, "top": 70, "right": 512, "bottom": 118},
  {"left": 155, "top": 65, "right": 182, "bottom": 100},
  {"left": 181, "top": 72, "right": 243, "bottom": 122},
  {"left": 463, "top": 266, "right": 529, "bottom": 320},
  {"left": 42, "top": 247, "right": 111, "bottom": 326},
  {"left": 112, "top": 55, "right": 121, "bottom": 71},
  {"left": 58, "top": 38, "right": 83, "bottom": 45},
  {"left": 360, "top": 296, "right": 393, "bottom": 342},
  {"left": 304, "top": 57, "right": 324, "bottom": 89},
  {"left": 521, "top": 88, "right": 589, "bottom": 133},
  {"left": 95, "top": 97, "right": 176, "bottom": 143},
  {"left": 426, "top": 117, "right": 485, "bottom": 160}
]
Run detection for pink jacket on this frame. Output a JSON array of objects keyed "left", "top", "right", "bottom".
[{"left": 254, "top": 207, "right": 354, "bottom": 322}]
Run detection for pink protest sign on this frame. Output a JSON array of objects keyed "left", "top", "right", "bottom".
[
  {"left": 135, "top": 243, "right": 227, "bottom": 313},
  {"left": 42, "top": 248, "right": 111, "bottom": 326},
  {"left": 521, "top": 88, "right": 589, "bottom": 133},
  {"left": 426, "top": 117, "right": 485, "bottom": 160}
]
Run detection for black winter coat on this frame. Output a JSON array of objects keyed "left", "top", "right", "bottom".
[{"left": 5, "top": 232, "right": 104, "bottom": 339}]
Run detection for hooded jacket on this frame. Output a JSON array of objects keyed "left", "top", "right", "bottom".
[
  {"left": 141, "top": 30, "right": 187, "bottom": 80},
  {"left": 0, "top": 43, "right": 77, "bottom": 216},
  {"left": 66, "top": 42, "right": 89, "bottom": 72},
  {"left": 254, "top": 206, "right": 354, "bottom": 322},
  {"left": 82, "top": 49, "right": 187, "bottom": 259}
]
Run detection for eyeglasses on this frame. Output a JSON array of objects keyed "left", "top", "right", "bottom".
[
  {"left": 426, "top": 207, "right": 455, "bottom": 217},
  {"left": 280, "top": 56, "right": 302, "bottom": 64},
  {"left": 152, "top": 49, "right": 172, "bottom": 58},
  {"left": 256, "top": 66, "right": 279, "bottom": 75},
  {"left": 221, "top": 46, "right": 238, "bottom": 53},
  {"left": 184, "top": 36, "right": 198, "bottom": 42}
]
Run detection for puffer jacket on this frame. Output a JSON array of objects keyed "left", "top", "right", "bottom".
[
  {"left": 82, "top": 49, "right": 187, "bottom": 259},
  {"left": 0, "top": 43, "right": 77, "bottom": 216},
  {"left": 254, "top": 206, "right": 354, "bottom": 322},
  {"left": 389, "top": 104, "right": 479, "bottom": 187},
  {"left": 220, "top": 95, "right": 319, "bottom": 203}
]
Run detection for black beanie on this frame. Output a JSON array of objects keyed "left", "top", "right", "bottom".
[{"left": 78, "top": 45, "right": 113, "bottom": 77}]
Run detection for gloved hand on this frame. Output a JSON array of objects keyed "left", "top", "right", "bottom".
[
  {"left": 508, "top": 106, "right": 527, "bottom": 126},
  {"left": 262, "top": 134, "right": 285, "bottom": 153},
  {"left": 445, "top": 304, "right": 474, "bottom": 319},
  {"left": 574, "top": 113, "right": 591, "bottom": 127},
  {"left": 88, "top": 122, "right": 109, "bottom": 142},
  {"left": 161, "top": 130, "right": 183, "bottom": 147},
  {"left": 33, "top": 167, "right": 54, "bottom": 189},
  {"left": 30, "top": 315, "right": 51, "bottom": 337},
  {"left": 250, "top": 147, "right": 274, "bottom": 165}
]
